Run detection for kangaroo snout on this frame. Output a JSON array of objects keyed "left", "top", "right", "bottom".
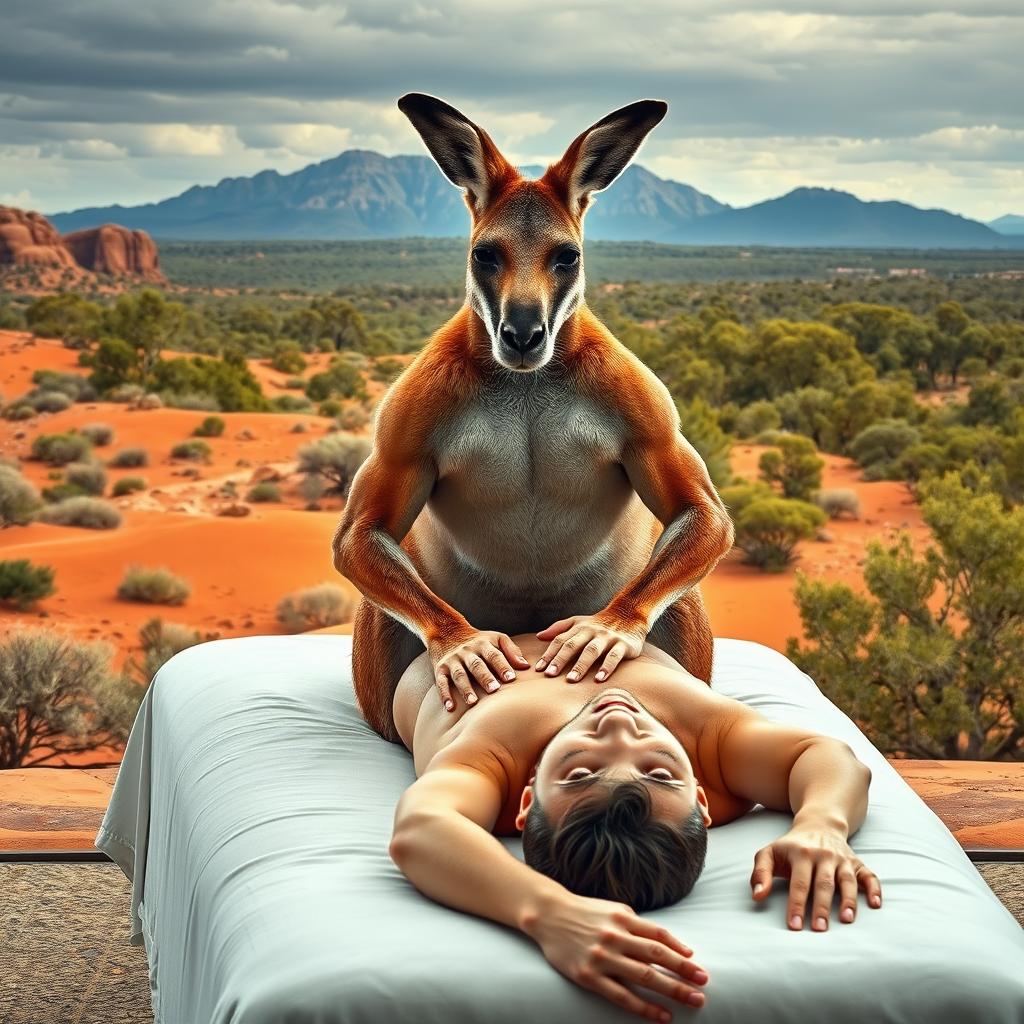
[{"left": 499, "top": 307, "right": 546, "bottom": 354}]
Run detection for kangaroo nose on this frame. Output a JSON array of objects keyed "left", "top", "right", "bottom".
[{"left": 500, "top": 316, "right": 546, "bottom": 354}]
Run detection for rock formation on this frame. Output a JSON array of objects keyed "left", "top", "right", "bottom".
[{"left": 0, "top": 205, "right": 166, "bottom": 285}]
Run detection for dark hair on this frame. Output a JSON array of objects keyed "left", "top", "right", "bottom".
[{"left": 522, "top": 779, "right": 707, "bottom": 912}]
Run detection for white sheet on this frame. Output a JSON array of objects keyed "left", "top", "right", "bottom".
[{"left": 96, "top": 633, "right": 1024, "bottom": 1023}]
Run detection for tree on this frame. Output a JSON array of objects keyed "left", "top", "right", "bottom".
[
  {"left": 102, "top": 289, "right": 187, "bottom": 377},
  {"left": 298, "top": 434, "right": 372, "bottom": 495},
  {"left": 787, "top": 468, "right": 1024, "bottom": 759},
  {"left": 310, "top": 297, "right": 370, "bottom": 351},
  {"left": 849, "top": 419, "right": 921, "bottom": 481},
  {"left": 732, "top": 496, "right": 825, "bottom": 572},
  {"left": 25, "top": 294, "right": 102, "bottom": 348},
  {"left": 0, "top": 628, "right": 139, "bottom": 768},
  {"left": 758, "top": 434, "right": 824, "bottom": 500}
]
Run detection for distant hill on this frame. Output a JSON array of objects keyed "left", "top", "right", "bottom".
[
  {"left": 989, "top": 214, "right": 1024, "bottom": 236},
  {"left": 50, "top": 151, "right": 1015, "bottom": 249}
]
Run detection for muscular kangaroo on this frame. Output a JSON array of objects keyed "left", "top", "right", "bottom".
[{"left": 333, "top": 93, "right": 734, "bottom": 742}]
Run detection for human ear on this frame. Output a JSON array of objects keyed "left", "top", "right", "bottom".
[
  {"left": 514, "top": 785, "right": 534, "bottom": 832},
  {"left": 695, "top": 784, "right": 712, "bottom": 828}
]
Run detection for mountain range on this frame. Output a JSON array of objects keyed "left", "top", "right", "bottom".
[{"left": 50, "top": 149, "right": 1022, "bottom": 249}]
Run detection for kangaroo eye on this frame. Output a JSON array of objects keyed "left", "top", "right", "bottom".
[
  {"left": 554, "top": 248, "right": 580, "bottom": 269},
  {"left": 472, "top": 245, "right": 499, "bottom": 267}
]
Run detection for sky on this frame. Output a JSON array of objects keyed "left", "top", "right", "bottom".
[{"left": 1, "top": 0, "right": 1022, "bottom": 222}]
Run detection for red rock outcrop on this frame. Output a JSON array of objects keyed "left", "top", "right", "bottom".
[
  {"left": 0, "top": 207, "right": 80, "bottom": 273},
  {"left": 0, "top": 205, "right": 166, "bottom": 286},
  {"left": 63, "top": 224, "right": 165, "bottom": 283}
]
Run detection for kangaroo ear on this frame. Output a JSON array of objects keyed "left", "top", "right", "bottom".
[
  {"left": 397, "top": 92, "right": 518, "bottom": 217},
  {"left": 542, "top": 99, "right": 668, "bottom": 219}
]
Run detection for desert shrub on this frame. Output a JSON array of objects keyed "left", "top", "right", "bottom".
[
  {"left": 108, "top": 382, "right": 146, "bottom": 404},
  {"left": 758, "top": 434, "right": 824, "bottom": 501},
  {"left": 0, "top": 560, "right": 55, "bottom": 609},
  {"left": 150, "top": 354, "right": 269, "bottom": 412},
  {"left": 112, "top": 476, "right": 146, "bottom": 497},
  {"left": 161, "top": 390, "right": 220, "bottom": 411},
  {"left": 192, "top": 415, "right": 226, "bottom": 438},
  {"left": 285, "top": 376, "right": 305, "bottom": 390},
  {"left": 3, "top": 404, "right": 35, "bottom": 421},
  {"left": 117, "top": 565, "right": 190, "bottom": 606},
  {"left": 305, "top": 358, "right": 367, "bottom": 402},
  {"left": 813, "top": 488, "right": 861, "bottom": 520},
  {"left": 733, "top": 497, "right": 826, "bottom": 572},
  {"left": 27, "top": 390, "right": 73, "bottom": 413},
  {"left": 39, "top": 497, "right": 122, "bottom": 529},
  {"left": 41, "top": 482, "right": 88, "bottom": 504},
  {"left": 138, "top": 392, "right": 163, "bottom": 410},
  {"left": 849, "top": 419, "right": 921, "bottom": 481},
  {"left": 318, "top": 399, "right": 342, "bottom": 417},
  {"left": 336, "top": 405, "right": 371, "bottom": 431},
  {"left": 291, "top": 421, "right": 309, "bottom": 434},
  {"left": 30, "top": 432, "right": 92, "bottom": 466},
  {"left": 297, "top": 434, "right": 372, "bottom": 495},
  {"left": 127, "top": 617, "right": 218, "bottom": 684},
  {"left": 65, "top": 461, "right": 106, "bottom": 496},
  {"left": 0, "top": 466, "right": 41, "bottom": 527},
  {"left": 272, "top": 394, "right": 313, "bottom": 412},
  {"left": 371, "top": 356, "right": 404, "bottom": 384},
  {"left": 170, "top": 440, "right": 212, "bottom": 463},
  {"left": 277, "top": 583, "right": 356, "bottom": 633},
  {"left": 0, "top": 627, "right": 137, "bottom": 768},
  {"left": 31, "top": 369, "right": 96, "bottom": 402},
  {"left": 79, "top": 423, "right": 114, "bottom": 446},
  {"left": 247, "top": 482, "right": 281, "bottom": 503},
  {"left": 719, "top": 481, "right": 775, "bottom": 522},
  {"left": 109, "top": 447, "right": 149, "bottom": 468},
  {"left": 270, "top": 341, "right": 307, "bottom": 375},
  {"left": 734, "top": 400, "right": 782, "bottom": 439}
]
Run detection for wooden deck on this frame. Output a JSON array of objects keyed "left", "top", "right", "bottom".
[{"left": 0, "top": 759, "right": 1022, "bottom": 853}]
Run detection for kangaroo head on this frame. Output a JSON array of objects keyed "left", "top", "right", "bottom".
[{"left": 398, "top": 92, "right": 667, "bottom": 372}]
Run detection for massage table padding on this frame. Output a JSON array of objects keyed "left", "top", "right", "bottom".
[{"left": 96, "top": 634, "right": 1024, "bottom": 1023}]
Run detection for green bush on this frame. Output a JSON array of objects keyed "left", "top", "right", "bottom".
[
  {"left": 39, "top": 497, "right": 122, "bottom": 529},
  {"left": 27, "top": 390, "right": 73, "bottom": 413},
  {"left": 758, "top": 435, "right": 824, "bottom": 501},
  {"left": 0, "top": 560, "right": 55, "bottom": 609},
  {"left": 30, "top": 369, "right": 96, "bottom": 402},
  {"left": 813, "top": 488, "right": 861, "bottom": 520},
  {"left": 305, "top": 358, "right": 367, "bottom": 402},
  {"left": 30, "top": 433, "right": 92, "bottom": 466},
  {"left": 112, "top": 476, "right": 146, "bottom": 497},
  {"left": 849, "top": 419, "right": 921, "bottom": 481},
  {"left": 127, "top": 617, "right": 218, "bottom": 684},
  {"left": 108, "top": 383, "right": 146, "bottom": 404},
  {"left": 336, "top": 405, "right": 371, "bottom": 431},
  {"left": 79, "top": 423, "right": 114, "bottom": 446},
  {"left": 117, "top": 566, "right": 190, "bottom": 606},
  {"left": 272, "top": 394, "right": 313, "bottom": 412},
  {"left": 65, "top": 461, "right": 106, "bottom": 496},
  {"left": 192, "top": 415, "right": 226, "bottom": 438},
  {"left": 734, "top": 400, "right": 782, "bottom": 439},
  {"left": 277, "top": 583, "right": 356, "bottom": 633},
  {"left": 270, "top": 341, "right": 307, "bottom": 375},
  {"left": 720, "top": 481, "right": 775, "bottom": 522},
  {"left": 246, "top": 482, "right": 281, "bottom": 503},
  {"left": 3, "top": 404, "right": 36, "bottom": 421},
  {"left": 318, "top": 399, "right": 342, "bottom": 418},
  {"left": 109, "top": 447, "right": 149, "bottom": 468},
  {"left": 733, "top": 497, "right": 826, "bottom": 572},
  {"left": 0, "top": 466, "right": 41, "bottom": 528},
  {"left": 41, "top": 482, "right": 89, "bottom": 504},
  {"left": 170, "top": 440, "right": 212, "bottom": 463},
  {"left": 297, "top": 434, "right": 372, "bottom": 495},
  {"left": 160, "top": 390, "right": 220, "bottom": 411}
]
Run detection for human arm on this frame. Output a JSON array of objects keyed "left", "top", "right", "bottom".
[
  {"left": 390, "top": 761, "right": 710, "bottom": 1020},
  {"left": 711, "top": 705, "right": 881, "bottom": 931},
  {"left": 332, "top": 371, "right": 528, "bottom": 705},
  {"left": 536, "top": 359, "right": 734, "bottom": 682}
]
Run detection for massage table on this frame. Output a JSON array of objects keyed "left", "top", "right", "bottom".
[{"left": 96, "top": 633, "right": 1024, "bottom": 1023}]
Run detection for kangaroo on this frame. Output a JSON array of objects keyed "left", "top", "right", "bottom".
[{"left": 333, "top": 93, "right": 734, "bottom": 743}]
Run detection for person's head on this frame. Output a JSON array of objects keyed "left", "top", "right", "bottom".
[{"left": 515, "top": 687, "right": 712, "bottom": 911}]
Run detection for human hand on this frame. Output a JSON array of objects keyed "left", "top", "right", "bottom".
[
  {"left": 534, "top": 612, "right": 646, "bottom": 683},
  {"left": 523, "top": 892, "right": 709, "bottom": 1021},
  {"left": 750, "top": 822, "right": 883, "bottom": 931},
  {"left": 427, "top": 629, "right": 530, "bottom": 712}
]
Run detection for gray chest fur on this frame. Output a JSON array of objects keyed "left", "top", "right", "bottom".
[{"left": 424, "top": 370, "right": 638, "bottom": 602}]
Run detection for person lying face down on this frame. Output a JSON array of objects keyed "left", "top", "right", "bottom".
[{"left": 382, "top": 631, "right": 882, "bottom": 1021}]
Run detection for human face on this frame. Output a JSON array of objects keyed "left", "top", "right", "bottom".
[{"left": 514, "top": 688, "right": 712, "bottom": 830}]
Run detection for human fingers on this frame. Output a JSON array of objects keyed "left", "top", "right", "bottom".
[
  {"left": 617, "top": 935, "right": 708, "bottom": 986},
  {"left": 448, "top": 662, "right": 479, "bottom": 707},
  {"left": 608, "top": 955, "right": 708, "bottom": 1009},
  {"left": 837, "top": 863, "right": 858, "bottom": 923},
  {"left": 857, "top": 862, "right": 883, "bottom": 909},
  {"left": 566, "top": 635, "right": 608, "bottom": 682},
  {"left": 535, "top": 616, "right": 578, "bottom": 642},
  {"left": 497, "top": 633, "right": 530, "bottom": 669},
  {"left": 786, "top": 855, "right": 815, "bottom": 930},
  {"left": 462, "top": 649, "right": 500, "bottom": 694},
  {"left": 750, "top": 846, "right": 775, "bottom": 901},
  {"left": 543, "top": 628, "right": 594, "bottom": 677},
  {"left": 626, "top": 917, "right": 694, "bottom": 960},
  {"left": 435, "top": 668, "right": 455, "bottom": 712},
  {"left": 810, "top": 857, "right": 839, "bottom": 931},
  {"left": 595, "top": 641, "right": 628, "bottom": 682},
  {"left": 481, "top": 641, "right": 517, "bottom": 684},
  {"left": 582, "top": 972, "right": 678, "bottom": 1023}
]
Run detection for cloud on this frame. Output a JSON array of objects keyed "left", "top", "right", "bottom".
[{"left": 0, "top": 0, "right": 1020, "bottom": 218}]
